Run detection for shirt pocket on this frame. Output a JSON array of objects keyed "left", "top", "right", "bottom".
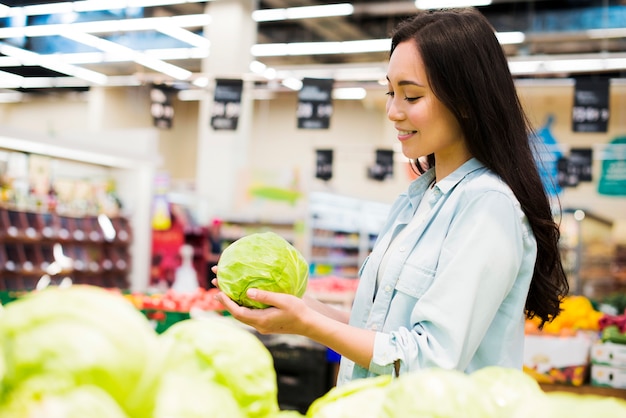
[{"left": 394, "top": 262, "right": 436, "bottom": 299}]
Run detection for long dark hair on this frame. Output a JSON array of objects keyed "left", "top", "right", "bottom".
[{"left": 391, "top": 8, "right": 568, "bottom": 327}]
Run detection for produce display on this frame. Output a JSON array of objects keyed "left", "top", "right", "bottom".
[
  {"left": 1, "top": 286, "right": 626, "bottom": 417},
  {"left": 217, "top": 231, "right": 309, "bottom": 308},
  {"left": 0, "top": 285, "right": 295, "bottom": 418},
  {"left": 524, "top": 295, "right": 604, "bottom": 336},
  {"left": 307, "top": 366, "right": 626, "bottom": 418}
]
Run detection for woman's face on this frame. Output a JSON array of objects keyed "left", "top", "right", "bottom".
[{"left": 386, "top": 40, "right": 468, "bottom": 167}]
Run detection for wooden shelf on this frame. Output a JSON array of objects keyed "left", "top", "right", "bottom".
[{"left": 540, "top": 383, "right": 626, "bottom": 399}]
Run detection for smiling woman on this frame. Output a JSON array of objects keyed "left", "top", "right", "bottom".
[{"left": 214, "top": 7, "right": 569, "bottom": 389}]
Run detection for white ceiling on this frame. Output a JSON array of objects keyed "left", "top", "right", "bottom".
[{"left": 0, "top": 0, "right": 625, "bottom": 96}]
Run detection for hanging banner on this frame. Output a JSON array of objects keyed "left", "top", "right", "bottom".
[
  {"left": 368, "top": 149, "right": 394, "bottom": 181},
  {"left": 534, "top": 115, "right": 563, "bottom": 196},
  {"left": 315, "top": 149, "right": 333, "bottom": 181},
  {"left": 297, "top": 78, "right": 334, "bottom": 130},
  {"left": 572, "top": 77, "right": 610, "bottom": 133},
  {"left": 150, "top": 84, "right": 175, "bottom": 129},
  {"left": 211, "top": 79, "right": 243, "bottom": 131},
  {"left": 598, "top": 136, "right": 626, "bottom": 196}
]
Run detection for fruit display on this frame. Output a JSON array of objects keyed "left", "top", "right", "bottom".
[{"left": 524, "top": 295, "right": 604, "bottom": 336}]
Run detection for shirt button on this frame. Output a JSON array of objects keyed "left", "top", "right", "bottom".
[
  {"left": 372, "top": 324, "right": 378, "bottom": 331},
  {"left": 385, "top": 285, "right": 392, "bottom": 292},
  {"left": 399, "top": 246, "right": 406, "bottom": 252}
]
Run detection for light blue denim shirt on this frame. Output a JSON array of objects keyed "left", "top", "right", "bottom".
[{"left": 336, "top": 158, "right": 537, "bottom": 386}]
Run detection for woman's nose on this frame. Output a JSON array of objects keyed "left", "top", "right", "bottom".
[{"left": 386, "top": 100, "right": 405, "bottom": 121}]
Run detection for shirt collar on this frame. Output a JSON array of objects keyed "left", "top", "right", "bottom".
[
  {"left": 406, "top": 157, "right": 485, "bottom": 205},
  {"left": 435, "top": 158, "right": 485, "bottom": 194}
]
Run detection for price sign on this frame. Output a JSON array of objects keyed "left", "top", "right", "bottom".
[
  {"left": 572, "top": 77, "right": 610, "bottom": 133},
  {"left": 297, "top": 78, "right": 334, "bottom": 130},
  {"left": 211, "top": 79, "right": 243, "bottom": 131}
]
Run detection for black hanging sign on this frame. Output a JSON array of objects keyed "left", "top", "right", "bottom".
[
  {"left": 297, "top": 78, "right": 334, "bottom": 130},
  {"left": 556, "top": 148, "right": 593, "bottom": 188},
  {"left": 572, "top": 77, "right": 610, "bottom": 133},
  {"left": 570, "top": 148, "right": 593, "bottom": 182},
  {"left": 368, "top": 149, "right": 394, "bottom": 181},
  {"left": 150, "top": 84, "right": 175, "bottom": 129},
  {"left": 315, "top": 149, "right": 333, "bottom": 181},
  {"left": 211, "top": 79, "right": 243, "bottom": 131}
]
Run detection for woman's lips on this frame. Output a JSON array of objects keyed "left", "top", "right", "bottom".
[{"left": 397, "top": 130, "right": 417, "bottom": 141}]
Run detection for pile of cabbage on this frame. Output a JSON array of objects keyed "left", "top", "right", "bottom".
[
  {"left": 307, "top": 365, "right": 626, "bottom": 418},
  {"left": 0, "top": 285, "right": 297, "bottom": 418},
  {"left": 2, "top": 285, "right": 626, "bottom": 418}
]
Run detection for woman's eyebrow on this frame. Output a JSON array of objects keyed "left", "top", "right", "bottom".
[{"left": 386, "top": 76, "right": 424, "bottom": 88}]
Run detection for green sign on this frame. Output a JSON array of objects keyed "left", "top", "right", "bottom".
[{"left": 598, "top": 136, "right": 626, "bottom": 196}]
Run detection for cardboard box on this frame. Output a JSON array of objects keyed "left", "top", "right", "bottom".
[
  {"left": 591, "top": 364, "right": 626, "bottom": 389},
  {"left": 590, "top": 341, "right": 626, "bottom": 367},
  {"left": 523, "top": 332, "right": 595, "bottom": 386}
]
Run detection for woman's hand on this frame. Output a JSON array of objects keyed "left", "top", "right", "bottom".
[{"left": 214, "top": 287, "right": 309, "bottom": 335}]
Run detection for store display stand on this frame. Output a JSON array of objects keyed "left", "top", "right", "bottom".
[{"left": 0, "top": 127, "right": 158, "bottom": 292}]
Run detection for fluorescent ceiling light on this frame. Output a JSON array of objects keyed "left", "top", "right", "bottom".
[
  {"left": 144, "top": 47, "right": 209, "bottom": 60},
  {"left": 3, "top": 0, "right": 207, "bottom": 17},
  {"left": 587, "top": 28, "right": 626, "bottom": 40},
  {"left": 496, "top": 31, "right": 525, "bottom": 45},
  {"left": 0, "top": 14, "right": 211, "bottom": 39},
  {"left": 253, "top": 3, "right": 353, "bottom": 22},
  {"left": 251, "top": 39, "right": 390, "bottom": 57},
  {"left": 508, "top": 60, "right": 542, "bottom": 74},
  {"left": 156, "top": 26, "right": 210, "bottom": 48},
  {"left": 507, "top": 54, "right": 626, "bottom": 75},
  {"left": 543, "top": 58, "right": 607, "bottom": 73},
  {"left": 281, "top": 77, "right": 303, "bottom": 91},
  {"left": 342, "top": 39, "right": 390, "bottom": 53},
  {"left": 249, "top": 60, "right": 267, "bottom": 74},
  {"left": 0, "top": 42, "right": 108, "bottom": 84},
  {"left": 0, "top": 70, "right": 24, "bottom": 89},
  {"left": 415, "top": 0, "right": 492, "bottom": 9},
  {"left": 0, "top": 4, "right": 10, "bottom": 18},
  {"left": 62, "top": 31, "right": 192, "bottom": 80},
  {"left": 332, "top": 87, "right": 366, "bottom": 100}
]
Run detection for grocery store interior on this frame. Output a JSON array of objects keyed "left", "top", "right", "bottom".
[{"left": 1, "top": 0, "right": 626, "bottom": 415}]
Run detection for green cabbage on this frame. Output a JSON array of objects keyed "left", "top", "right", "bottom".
[
  {"left": 0, "top": 285, "right": 159, "bottom": 417},
  {"left": 380, "top": 368, "right": 498, "bottom": 418},
  {"left": 217, "top": 231, "right": 309, "bottom": 308},
  {"left": 158, "top": 316, "right": 279, "bottom": 418},
  {"left": 307, "top": 374, "right": 392, "bottom": 417},
  {"left": 0, "top": 376, "right": 128, "bottom": 418},
  {"left": 471, "top": 366, "right": 545, "bottom": 416},
  {"left": 511, "top": 391, "right": 626, "bottom": 418},
  {"left": 153, "top": 371, "right": 244, "bottom": 418}
]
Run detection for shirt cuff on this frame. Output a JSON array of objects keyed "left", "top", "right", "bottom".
[{"left": 369, "top": 331, "right": 398, "bottom": 375}]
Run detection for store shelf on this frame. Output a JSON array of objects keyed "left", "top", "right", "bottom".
[
  {"left": 0, "top": 207, "right": 132, "bottom": 291},
  {"left": 308, "top": 192, "right": 389, "bottom": 279}
]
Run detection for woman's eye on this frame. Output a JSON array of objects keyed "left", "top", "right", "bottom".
[
  {"left": 404, "top": 96, "right": 420, "bottom": 102},
  {"left": 385, "top": 91, "right": 394, "bottom": 97}
]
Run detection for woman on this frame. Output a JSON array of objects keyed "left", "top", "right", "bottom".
[{"left": 215, "top": 8, "right": 568, "bottom": 386}]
